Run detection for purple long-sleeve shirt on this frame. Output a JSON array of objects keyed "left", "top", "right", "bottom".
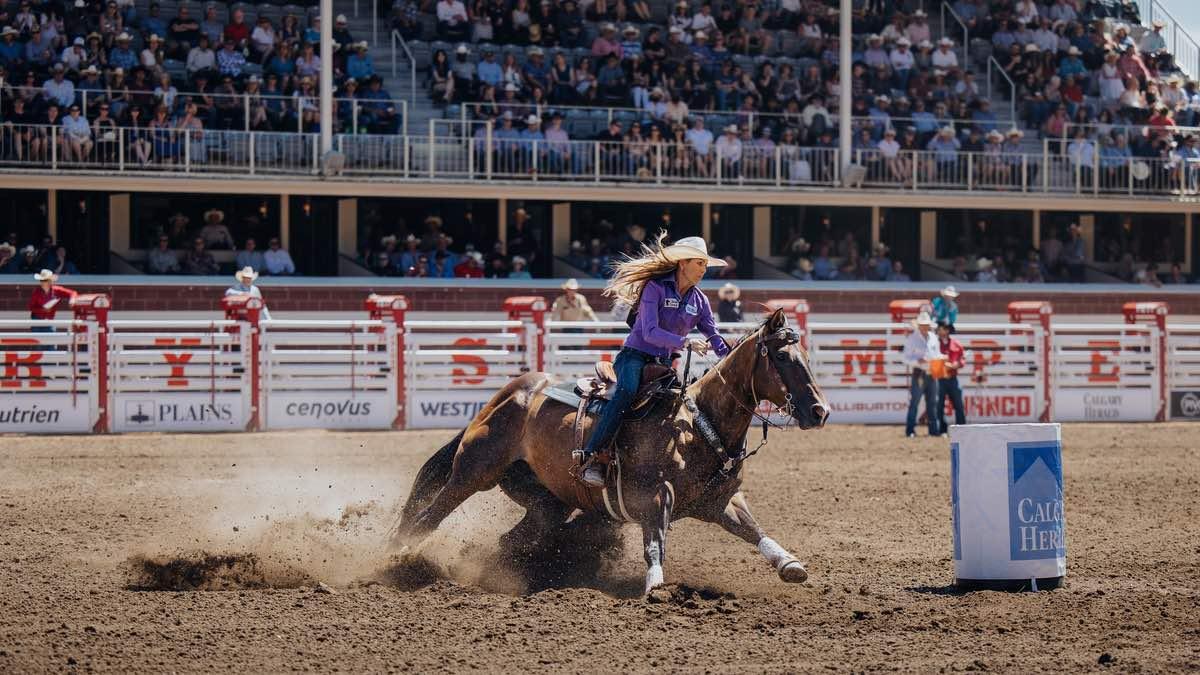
[{"left": 624, "top": 276, "right": 731, "bottom": 359}]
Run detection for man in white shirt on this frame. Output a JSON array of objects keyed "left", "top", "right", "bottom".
[
  {"left": 60, "top": 37, "right": 86, "bottom": 71},
  {"left": 931, "top": 37, "right": 959, "bottom": 74},
  {"left": 903, "top": 312, "right": 942, "bottom": 437},
  {"left": 714, "top": 124, "right": 742, "bottom": 176},
  {"left": 436, "top": 0, "right": 469, "bottom": 40},
  {"left": 686, "top": 116, "right": 713, "bottom": 174},
  {"left": 263, "top": 237, "right": 296, "bottom": 275},
  {"left": 689, "top": 4, "right": 718, "bottom": 33}
]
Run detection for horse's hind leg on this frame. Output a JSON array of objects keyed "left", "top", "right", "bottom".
[
  {"left": 708, "top": 491, "right": 807, "bottom": 583},
  {"left": 399, "top": 428, "right": 519, "bottom": 548}
]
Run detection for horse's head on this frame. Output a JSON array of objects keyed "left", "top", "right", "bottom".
[{"left": 751, "top": 308, "right": 830, "bottom": 430}]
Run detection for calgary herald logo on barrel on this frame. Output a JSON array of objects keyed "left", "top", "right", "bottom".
[{"left": 1007, "top": 441, "right": 1065, "bottom": 560}]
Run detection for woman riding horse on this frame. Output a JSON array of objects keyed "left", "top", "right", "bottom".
[{"left": 579, "top": 234, "right": 732, "bottom": 487}]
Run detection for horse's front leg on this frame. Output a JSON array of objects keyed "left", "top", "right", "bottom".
[
  {"left": 712, "top": 491, "right": 807, "bottom": 583},
  {"left": 640, "top": 481, "right": 675, "bottom": 595}
]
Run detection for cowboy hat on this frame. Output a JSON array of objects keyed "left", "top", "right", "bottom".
[
  {"left": 718, "top": 282, "right": 740, "bottom": 299},
  {"left": 561, "top": 278, "right": 581, "bottom": 290},
  {"left": 0, "top": 242, "right": 15, "bottom": 256},
  {"left": 661, "top": 236, "right": 726, "bottom": 267},
  {"left": 33, "top": 269, "right": 57, "bottom": 282},
  {"left": 912, "top": 311, "right": 935, "bottom": 327},
  {"left": 424, "top": 215, "right": 443, "bottom": 226},
  {"left": 203, "top": 208, "right": 224, "bottom": 222},
  {"left": 941, "top": 285, "right": 960, "bottom": 298},
  {"left": 797, "top": 258, "right": 814, "bottom": 272},
  {"left": 977, "top": 258, "right": 993, "bottom": 270},
  {"left": 380, "top": 234, "right": 398, "bottom": 246},
  {"left": 235, "top": 266, "right": 258, "bottom": 281}
]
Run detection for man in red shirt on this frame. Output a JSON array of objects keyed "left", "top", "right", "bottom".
[
  {"left": 29, "top": 269, "right": 77, "bottom": 332},
  {"left": 936, "top": 320, "right": 966, "bottom": 431},
  {"left": 452, "top": 251, "right": 484, "bottom": 278}
]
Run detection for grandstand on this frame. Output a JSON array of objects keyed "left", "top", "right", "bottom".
[{"left": 0, "top": 0, "right": 1198, "bottom": 288}]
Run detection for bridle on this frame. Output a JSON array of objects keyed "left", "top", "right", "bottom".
[
  {"left": 689, "top": 322, "right": 807, "bottom": 487},
  {"left": 711, "top": 323, "right": 805, "bottom": 430}
]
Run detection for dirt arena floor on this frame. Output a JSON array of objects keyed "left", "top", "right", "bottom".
[{"left": 1, "top": 423, "right": 1197, "bottom": 673}]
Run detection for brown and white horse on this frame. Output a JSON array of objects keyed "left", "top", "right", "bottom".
[{"left": 394, "top": 308, "right": 829, "bottom": 594}]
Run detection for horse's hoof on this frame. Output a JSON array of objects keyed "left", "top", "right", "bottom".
[
  {"left": 778, "top": 560, "right": 808, "bottom": 583},
  {"left": 644, "top": 564, "right": 665, "bottom": 595}
]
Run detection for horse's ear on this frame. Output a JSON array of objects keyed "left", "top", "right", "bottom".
[{"left": 768, "top": 307, "right": 787, "bottom": 330}]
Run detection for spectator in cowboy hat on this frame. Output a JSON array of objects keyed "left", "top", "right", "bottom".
[
  {"left": 903, "top": 311, "right": 942, "bottom": 438},
  {"left": 225, "top": 266, "right": 271, "bottom": 318},
  {"left": 28, "top": 269, "right": 77, "bottom": 331},
  {"left": 198, "top": 208, "right": 235, "bottom": 249},
  {"left": 930, "top": 284, "right": 959, "bottom": 327},
  {"left": 0, "top": 242, "right": 17, "bottom": 273},
  {"left": 716, "top": 282, "right": 742, "bottom": 323},
  {"left": 551, "top": 278, "right": 598, "bottom": 322}
]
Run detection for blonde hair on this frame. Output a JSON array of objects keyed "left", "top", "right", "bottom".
[{"left": 602, "top": 231, "right": 679, "bottom": 306}]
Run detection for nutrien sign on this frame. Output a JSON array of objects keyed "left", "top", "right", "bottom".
[{"left": 0, "top": 393, "right": 92, "bottom": 433}]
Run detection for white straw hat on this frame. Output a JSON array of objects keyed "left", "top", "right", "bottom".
[
  {"left": 912, "top": 311, "right": 935, "bottom": 327},
  {"left": 561, "top": 278, "right": 580, "bottom": 290},
  {"left": 941, "top": 284, "right": 960, "bottom": 298},
  {"left": 33, "top": 269, "right": 57, "bottom": 282},
  {"left": 661, "top": 236, "right": 726, "bottom": 267},
  {"left": 235, "top": 266, "right": 259, "bottom": 281},
  {"left": 719, "top": 282, "right": 740, "bottom": 299}
]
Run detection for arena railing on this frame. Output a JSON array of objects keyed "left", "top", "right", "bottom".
[
  {"left": 984, "top": 55, "right": 1017, "bottom": 126},
  {"left": 6, "top": 123, "right": 1200, "bottom": 197},
  {"left": 3, "top": 86, "right": 407, "bottom": 136},
  {"left": 940, "top": 1, "right": 971, "bottom": 72},
  {"left": 0, "top": 318, "right": 101, "bottom": 433},
  {"left": 1049, "top": 322, "right": 1161, "bottom": 422}
]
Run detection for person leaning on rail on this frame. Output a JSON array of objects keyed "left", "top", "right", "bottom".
[
  {"left": 931, "top": 284, "right": 959, "bottom": 328},
  {"left": 903, "top": 311, "right": 942, "bottom": 438},
  {"left": 224, "top": 267, "right": 272, "bottom": 320},
  {"left": 29, "top": 269, "right": 77, "bottom": 335}
]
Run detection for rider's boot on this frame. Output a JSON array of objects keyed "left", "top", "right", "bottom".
[{"left": 579, "top": 453, "right": 605, "bottom": 488}]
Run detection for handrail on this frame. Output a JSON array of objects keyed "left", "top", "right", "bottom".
[
  {"left": 1061, "top": 120, "right": 1200, "bottom": 143},
  {"left": 985, "top": 56, "right": 1017, "bottom": 127},
  {"left": 1145, "top": 0, "right": 1200, "bottom": 79},
  {"left": 940, "top": 1, "right": 971, "bottom": 71},
  {"left": 391, "top": 28, "right": 417, "bottom": 106}
]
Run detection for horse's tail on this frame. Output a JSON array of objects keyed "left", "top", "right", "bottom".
[{"left": 398, "top": 428, "right": 465, "bottom": 530}]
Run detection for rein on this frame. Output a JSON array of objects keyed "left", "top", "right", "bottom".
[{"left": 694, "top": 324, "right": 804, "bottom": 487}]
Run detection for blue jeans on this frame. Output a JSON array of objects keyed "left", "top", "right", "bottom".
[
  {"left": 905, "top": 368, "right": 939, "bottom": 436},
  {"left": 938, "top": 376, "right": 966, "bottom": 431},
  {"left": 582, "top": 347, "right": 659, "bottom": 456}
]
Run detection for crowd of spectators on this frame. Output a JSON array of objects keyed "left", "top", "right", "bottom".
[
  {"left": 143, "top": 207, "right": 297, "bottom": 275},
  {"left": 397, "top": 0, "right": 1198, "bottom": 187},
  {"left": 357, "top": 209, "right": 543, "bottom": 277},
  {"left": 0, "top": 0, "right": 403, "bottom": 166},
  {"left": 563, "top": 220, "right": 739, "bottom": 278},
  {"left": 0, "top": 232, "right": 80, "bottom": 274}
]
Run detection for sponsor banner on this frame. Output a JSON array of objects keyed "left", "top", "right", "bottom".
[
  {"left": 1008, "top": 440, "right": 1066, "bottom": 561},
  {"left": 1170, "top": 391, "right": 1200, "bottom": 420},
  {"left": 410, "top": 390, "right": 496, "bottom": 429},
  {"left": 823, "top": 387, "right": 1035, "bottom": 424},
  {"left": 0, "top": 393, "right": 92, "bottom": 433},
  {"left": 265, "top": 391, "right": 395, "bottom": 430},
  {"left": 1054, "top": 388, "right": 1155, "bottom": 422},
  {"left": 113, "top": 392, "right": 246, "bottom": 432}
]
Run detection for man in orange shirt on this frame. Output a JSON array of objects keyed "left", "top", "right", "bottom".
[
  {"left": 936, "top": 320, "right": 966, "bottom": 432},
  {"left": 28, "top": 269, "right": 77, "bottom": 333}
]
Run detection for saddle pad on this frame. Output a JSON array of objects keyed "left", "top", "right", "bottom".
[{"left": 542, "top": 382, "right": 603, "bottom": 415}]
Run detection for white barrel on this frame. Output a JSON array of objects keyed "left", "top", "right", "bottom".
[{"left": 949, "top": 423, "right": 1066, "bottom": 589}]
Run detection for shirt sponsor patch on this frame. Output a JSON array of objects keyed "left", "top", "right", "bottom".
[
  {"left": 663, "top": 298, "right": 680, "bottom": 309},
  {"left": 685, "top": 303, "right": 698, "bottom": 315}
]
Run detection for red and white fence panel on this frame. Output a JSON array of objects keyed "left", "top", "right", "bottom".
[
  {"left": 260, "top": 320, "right": 400, "bottom": 430},
  {"left": 1050, "top": 323, "right": 1160, "bottom": 422},
  {"left": 107, "top": 319, "right": 253, "bottom": 432},
  {"left": 0, "top": 319, "right": 102, "bottom": 433},
  {"left": 808, "top": 321, "right": 1045, "bottom": 424},
  {"left": 1166, "top": 324, "right": 1200, "bottom": 421},
  {"left": 404, "top": 319, "right": 534, "bottom": 429}
]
